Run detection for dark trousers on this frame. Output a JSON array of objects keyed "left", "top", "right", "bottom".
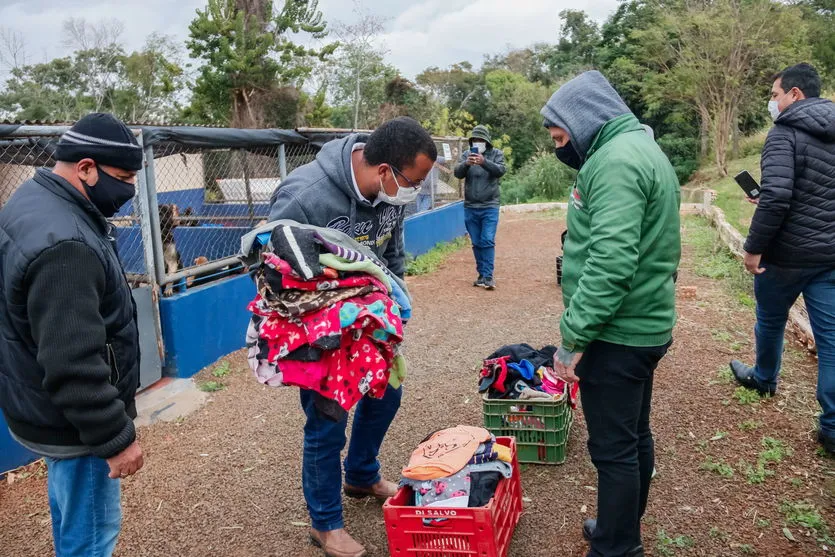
[{"left": 577, "top": 340, "right": 671, "bottom": 557}]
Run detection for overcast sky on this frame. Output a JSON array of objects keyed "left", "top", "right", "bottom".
[{"left": 0, "top": 0, "right": 620, "bottom": 80}]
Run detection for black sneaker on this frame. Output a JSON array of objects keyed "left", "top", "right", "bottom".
[
  {"left": 730, "top": 360, "right": 776, "bottom": 396},
  {"left": 483, "top": 277, "right": 496, "bottom": 290},
  {"left": 473, "top": 276, "right": 485, "bottom": 287},
  {"left": 818, "top": 431, "right": 835, "bottom": 455},
  {"left": 583, "top": 519, "right": 596, "bottom": 541}
]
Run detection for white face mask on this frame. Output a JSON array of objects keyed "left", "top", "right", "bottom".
[
  {"left": 472, "top": 141, "right": 487, "bottom": 154},
  {"left": 768, "top": 100, "right": 781, "bottom": 122},
  {"left": 374, "top": 174, "right": 421, "bottom": 207}
]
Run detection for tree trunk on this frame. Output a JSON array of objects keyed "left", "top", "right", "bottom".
[
  {"left": 731, "top": 105, "right": 740, "bottom": 161},
  {"left": 699, "top": 105, "right": 711, "bottom": 160},
  {"left": 353, "top": 68, "right": 361, "bottom": 129},
  {"left": 713, "top": 102, "right": 734, "bottom": 177}
]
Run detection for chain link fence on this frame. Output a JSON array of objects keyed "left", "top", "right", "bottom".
[
  {"left": 0, "top": 129, "right": 149, "bottom": 287},
  {"left": 0, "top": 126, "right": 466, "bottom": 297}
]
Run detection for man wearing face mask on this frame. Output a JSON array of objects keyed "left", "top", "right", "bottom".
[
  {"left": 0, "top": 113, "right": 144, "bottom": 556},
  {"left": 454, "top": 125, "right": 506, "bottom": 290},
  {"left": 542, "top": 71, "right": 680, "bottom": 557},
  {"left": 731, "top": 63, "right": 835, "bottom": 454},
  {"left": 268, "top": 117, "right": 436, "bottom": 557}
]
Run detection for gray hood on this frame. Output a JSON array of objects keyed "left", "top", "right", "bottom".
[{"left": 541, "top": 71, "right": 632, "bottom": 157}]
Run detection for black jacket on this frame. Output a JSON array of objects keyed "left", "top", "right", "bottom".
[
  {"left": 0, "top": 169, "right": 140, "bottom": 458},
  {"left": 454, "top": 147, "right": 507, "bottom": 209},
  {"left": 745, "top": 98, "right": 835, "bottom": 267}
]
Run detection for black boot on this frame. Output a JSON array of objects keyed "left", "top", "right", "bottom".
[
  {"left": 818, "top": 431, "right": 835, "bottom": 455},
  {"left": 730, "top": 360, "right": 776, "bottom": 396}
]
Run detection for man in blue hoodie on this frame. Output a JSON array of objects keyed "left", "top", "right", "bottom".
[{"left": 268, "top": 117, "right": 436, "bottom": 557}]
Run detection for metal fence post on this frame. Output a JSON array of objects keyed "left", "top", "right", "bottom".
[
  {"left": 143, "top": 145, "right": 167, "bottom": 286},
  {"left": 278, "top": 143, "right": 288, "bottom": 180},
  {"left": 240, "top": 149, "right": 255, "bottom": 226},
  {"left": 134, "top": 132, "right": 166, "bottom": 361}
]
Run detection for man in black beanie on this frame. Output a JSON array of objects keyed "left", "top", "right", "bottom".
[{"left": 0, "top": 113, "right": 145, "bottom": 556}]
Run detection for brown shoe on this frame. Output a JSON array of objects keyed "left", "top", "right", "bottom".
[
  {"left": 309, "top": 528, "right": 367, "bottom": 557},
  {"left": 343, "top": 478, "right": 398, "bottom": 501}
]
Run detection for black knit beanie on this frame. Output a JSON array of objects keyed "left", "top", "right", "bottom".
[{"left": 55, "top": 113, "right": 143, "bottom": 171}]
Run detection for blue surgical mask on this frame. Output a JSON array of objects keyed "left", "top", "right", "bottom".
[{"left": 82, "top": 166, "right": 136, "bottom": 218}]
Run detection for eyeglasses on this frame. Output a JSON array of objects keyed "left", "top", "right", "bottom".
[{"left": 389, "top": 164, "right": 426, "bottom": 190}]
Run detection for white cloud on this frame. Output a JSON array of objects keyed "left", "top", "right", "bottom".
[{"left": 0, "top": 0, "right": 621, "bottom": 83}]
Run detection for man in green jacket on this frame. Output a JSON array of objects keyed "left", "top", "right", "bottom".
[{"left": 542, "top": 71, "right": 681, "bottom": 557}]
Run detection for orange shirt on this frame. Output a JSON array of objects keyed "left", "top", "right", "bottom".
[{"left": 402, "top": 425, "right": 492, "bottom": 480}]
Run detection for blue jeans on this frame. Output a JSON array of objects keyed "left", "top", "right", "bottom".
[
  {"left": 45, "top": 455, "right": 121, "bottom": 557},
  {"left": 300, "top": 386, "right": 402, "bottom": 531},
  {"left": 753, "top": 265, "right": 835, "bottom": 436},
  {"left": 464, "top": 207, "right": 500, "bottom": 279}
]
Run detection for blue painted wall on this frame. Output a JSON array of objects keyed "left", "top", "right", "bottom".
[
  {"left": 404, "top": 201, "right": 466, "bottom": 257},
  {"left": 0, "top": 414, "right": 37, "bottom": 474},
  {"left": 160, "top": 202, "right": 466, "bottom": 378}
]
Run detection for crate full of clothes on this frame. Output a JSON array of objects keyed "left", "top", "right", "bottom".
[
  {"left": 479, "top": 344, "right": 578, "bottom": 465},
  {"left": 243, "top": 221, "right": 412, "bottom": 421},
  {"left": 384, "top": 426, "right": 523, "bottom": 557}
]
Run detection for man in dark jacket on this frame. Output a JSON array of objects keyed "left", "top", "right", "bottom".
[
  {"left": 454, "top": 125, "right": 506, "bottom": 290},
  {"left": 0, "top": 113, "right": 144, "bottom": 556},
  {"left": 731, "top": 63, "right": 835, "bottom": 453},
  {"left": 269, "top": 117, "right": 436, "bottom": 557}
]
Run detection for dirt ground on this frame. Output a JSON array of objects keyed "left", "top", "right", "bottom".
[{"left": 1, "top": 213, "right": 833, "bottom": 557}]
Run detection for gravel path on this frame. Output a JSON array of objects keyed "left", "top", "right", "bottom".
[{"left": 1, "top": 213, "right": 832, "bottom": 557}]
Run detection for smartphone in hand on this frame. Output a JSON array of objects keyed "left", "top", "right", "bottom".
[{"left": 734, "top": 170, "right": 761, "bottom": 199}]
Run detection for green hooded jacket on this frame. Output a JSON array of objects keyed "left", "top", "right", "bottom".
[{"left": 542, "top": 71, "right": 681, "bottom": 352}]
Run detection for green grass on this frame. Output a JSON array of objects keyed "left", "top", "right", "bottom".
[
  {"left": 739, "top": 419, "right": 763, "bottom": 431},
  {"left": 405, "top": 237, "right": 470, "bottom": 276},
  {"left": 780, "top": 500, "right": 834, "bottom": 545},
  {"left": 199, "top": 381, "right": 225, "bottom": 393},
  {"left": 711, "top": 366, "right": 735, "bottom": 386},
  {"left": 211, "top": 360, "right": 231, "bottom": 378},
  {"left": 739, "top": 437, "right": 793, "bottom": 484},
  {"left": 656, "top": 529, "right": 694, "bottom": 557},
  {"left": 734, "top": 387, "right": 763, "bottom": 406},
  {"left": 685, "top": 153, "right": 761, "bottom": 235},
  {"left": 700, "top": 456, "right": 735, "bottom": 478},
  {"left": 682, "top": 216, "right": 754, "bottom": 306}
]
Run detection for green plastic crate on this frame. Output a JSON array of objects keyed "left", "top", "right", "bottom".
[{"left": 482, "top": 396, "right": 574, "bottom": 465}]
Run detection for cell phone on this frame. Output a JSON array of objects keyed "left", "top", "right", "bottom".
[
  {"left": 734, "top": 170, "right": 761, "bottom": 199},
  {"left": 470, "top": 146, "right": 479, "bottom": 155}
]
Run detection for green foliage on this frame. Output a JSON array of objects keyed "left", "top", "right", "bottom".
[
  {"left": 656, "top": 529, "right": 694, "bottom": 557},
  {"left": 781, "top": 500, "right": 834, "bottom": 544},
  {"left": 657, "top": 135, "right": 700, "bottom": 184},
  {"left": 700, "top": 457, "right": 735, "bottom": 478},
  {"left": 740, "top": 437, "right": 793, "bottom": 484},
  {"left": 185, "top": 0, "right": 335, "bottom": 127},
  {"left": 0, "top": 33, "right": 184, "bottom": 122},
  {"left": 212, "top": 361, "right": 231, "bottom": 378},
  {"left": 406, "top": 237, "right": 469, "bottom": 276},
  {"left": 199, "top": 381, "right": 225, "bottom": 393},
  {"left": 734, "top": 387, "right": 763, "bottom": 406},
  {"left": 500, "top": 152, "right": 576, "bottom": 205},
  {"left": 739, "top": 420, "right": 762, "bottom": 431},
  {"left": 683, "top": 216, "right": 754, "bottom": 304}
]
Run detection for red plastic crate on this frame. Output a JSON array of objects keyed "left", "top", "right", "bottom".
[{"left": 383, "top": 437, "right": 523, "bottom": 557}]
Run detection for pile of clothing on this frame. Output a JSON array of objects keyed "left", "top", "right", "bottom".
[
  {"left": 245, "top": 222, "right": 412, "bottom": 421},
  {"left": 400, "top": 426, "right": 513, "bottom": 509},
  {"left": 478, "top": 343, "right": 579, "bottom": 406}
]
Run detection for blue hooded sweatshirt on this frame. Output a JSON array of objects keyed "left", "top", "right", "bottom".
[{"left": 268, "top": 134, "right": 406, "bottom": 278}]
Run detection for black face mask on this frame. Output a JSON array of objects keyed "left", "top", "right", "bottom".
[
  {"left": 83, "top": 166, "right": 136, "bottom": 218},
  {"left": 554, "top": 143, "right": 583, "bottom": 170}
]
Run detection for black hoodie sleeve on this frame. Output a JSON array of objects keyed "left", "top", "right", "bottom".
[
  {"left": 481, "top": 149, "right": 507, "bottom": 178},
  {"left": 26, "top": 241, "right": 135, "bottom": 459},
  {"left": 745, "top": 126, "right": 796, "bottom": 255}
]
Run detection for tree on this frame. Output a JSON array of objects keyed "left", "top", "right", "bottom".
[
  {"left": 186, "top": 0, "right": 336, "bottom": 127},
  {"left": 63, "top": 18, "right": 126, "bottom": 113},
  {"left": 538, "top": 10, "right": 601, "bottom": 79},
  {"left": 332, "top": 4, "right": 390, "bottom": 128},
  {"left": 483, "top": 69, "right": 552, "bottom": 168},
  {"left": 113, "top": 34, "right": 185, "bottom": 122},
  {"left": 645, "top": 0, "right": 810, "bottom": 174},
  {"left": 795, "top": 0, "right": 835, "bottom": 85},
  {"left": 0, "top": 27, "right": 26, "bottom": 71},
  {"left": 416, "top": 62, "right": 487, "bottom": 121}
]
